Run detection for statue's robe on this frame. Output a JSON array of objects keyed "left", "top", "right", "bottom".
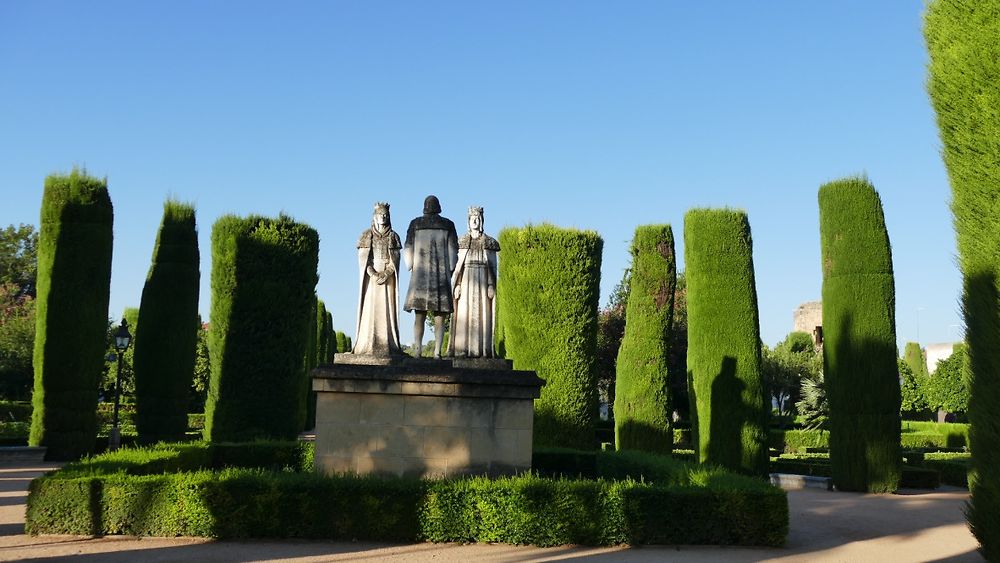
[{"left": 354, "top": 227, "right": 402, "bottom": 356}]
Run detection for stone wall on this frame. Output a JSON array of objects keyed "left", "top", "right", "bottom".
[{"left": 793, "top": 301, "right": 823, "bottom": 336}]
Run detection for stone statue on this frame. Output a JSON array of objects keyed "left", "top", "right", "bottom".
[
  {"left": 449, "top": 206, "right": 500, "bottom": 358},
  {"left": 403, "top": 195, "right": 458, "bottom": 358},
  {"left": 353, "top": 202, "right": 402, "bottom": 356}
]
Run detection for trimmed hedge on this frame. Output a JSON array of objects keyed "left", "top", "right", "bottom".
[
  {"left": 133, "top": 201, "right": 200, "bottom": 444},
  {"left": 770, "top": 455, "right": 940, "bottom": 490},
  {"left": 497, "top": 224, "right": 603, "bottom": 449},
  {"left": 28, "top": 443, "right": 787, "bottom": 547},
  {"left": 204, "top": 215, "right": 319, "bottom": 442},
  {"left": 29, "top": 169, "right": 114, "bottom": 460},
  {"left": 684, "top": 209, "right": 768, "bottom": 476},
  {"left": 819, "top": 177, "right": 901, "bottom": 493},
  {"left": 615, "top": 225, "right": 676, "bottom": 454},
  {"left": 925, "top": 0, "right": 1000, "bottom": 552}
]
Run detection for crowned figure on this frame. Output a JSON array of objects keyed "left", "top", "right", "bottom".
[
  {"left": 449, "top": 206, "right": 500, "bottom": 358},
  {"left": 354, "top": 202, "right": 402, "bottom": 356}
]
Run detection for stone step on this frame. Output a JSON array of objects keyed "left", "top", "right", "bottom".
[
  {"left": 0, "top": 446, "right": 47, "bottom": 464},
  {"left": 770, "top": 472, "right": 833, "bottom": 491}
]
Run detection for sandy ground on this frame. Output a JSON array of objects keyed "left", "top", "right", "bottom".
[{"left": 0, "top": 463, "right": 982, "bottom": 562}]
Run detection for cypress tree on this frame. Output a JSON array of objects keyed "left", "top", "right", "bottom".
[
  {"left": 684, "top": 209, "right": 768, "bottom": 476},
  {"left": 325, "top": 312, "right": 335, "bottom": 360},
  {"left": 316, "top": 300, "right": 329, "bottom": 365},
  {"left": 29, "top": 169, "right": 114, "bottom": 460},
  {"left": 204, "top": 215, "right": 319, "bottom": 442},
  {"left": 335, "top": 331, "right": 348, "bottom": 354},
  {"left": 133, "top": 201, "right": 200, "bottom": 444},
  {"left": 819, "top": 177, "right": 901, "bottom": 493},
  {"left": 497, "top": 224, "right": 602, "bottom": 449},
  {"left": 903, "top": 342, "right": 928, "bottom": 380},
  {"left": 301, "top": 295, "right": 318, "bottom": 432},
  {"left": 926, "top": 1, "right": 1000, "bottom": 552},
  {"left": 614, "top": 225, "right": 676, "bottom": 454}
]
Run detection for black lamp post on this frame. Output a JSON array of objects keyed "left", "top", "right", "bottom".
[{"left": 109, "top": 317, "right": 132, "bottom": 451}]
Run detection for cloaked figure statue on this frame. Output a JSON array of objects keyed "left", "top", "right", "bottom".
[{"left": 403, "top": 195, "right": 458, "bottom": 358}]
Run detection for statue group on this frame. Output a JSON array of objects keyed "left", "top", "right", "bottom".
[{"left": 353, "top": 196, "right": 499, "bottom": 359}]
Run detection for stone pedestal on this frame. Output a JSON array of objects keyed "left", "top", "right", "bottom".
[{"left": 312, "top": 355, "right": 544, "bottom": 479}]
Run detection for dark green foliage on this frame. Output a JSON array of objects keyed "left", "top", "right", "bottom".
[
  {"left": 926, "top": 0, "right": 1000, "bottom": 552},
  {"left": 133, "top": 201, "right": 200, "bottom": 445},
  {"left": 614, "top": 225, "right": 676, "bottom": 453},
  {"left": 0, "top": 223, "right": 39, "bottom": 297},
  {"left": 497, "top": 224, "right": 603, "bottom": 449},
  {"left": 29, "top": 169, "right": 114, "bottom": 460},
  {"left": 204, "top": 215, "right": 319, "bottom": 442},
  {"left": 683, "top": 209, "right": 768, "bottom": 476},
  {"left": 335, "top": 331, "right": 348, "bottom": 353},
  {"left": 315, "top": 299, "right": 328, "bottom": 366},
  {"left": 301, "top": 296, "right": 318, "bottom": 432},
  {"left": 0, "top": 283, "right": 35, "bottom": 400},
  {"left": 926, "top": 343, "right": 970, "bottom": 415},
  {"left": 819, "top": 177, "right": 901, "bottom": 493},
  {"left": 596, "top": 269, "right": 628, "bottom": 418},
  {"left": 27, "top": 442, "right": 787, "bottom": 547}
]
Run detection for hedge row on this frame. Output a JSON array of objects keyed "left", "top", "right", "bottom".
[
  {"left": 819, "top": 177, "right": 901, "bottom": 493},
  {"left": 30, "top": 169, "right": 114, "bottom": 461},
  {"left": 28, "top": 444, "right": 787, "bottom": 547},
  {"left": 497, "top": 225, "right": 603, "bottom": 449},
  {"left": 205, "top": 215, "right": 319, "bottom": 442},
  {"left": 134, "top": 201, "right": 201, "bottom": 444},
  {"left": 770, "top": 455, "right": 940, "bottom": 490},
  {"left": 684, "top": 209, "right": 768, "bottom": 476},
  {"left": 614, "top": 225, "right": 676, "bottom": 454}
]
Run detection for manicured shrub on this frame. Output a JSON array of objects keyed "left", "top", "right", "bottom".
[
  {"left": 301, "top": 295, "right": 318, "bottom": 432},
  {"left": 614, "top": 225, "right": 676, "bottom": 454},
  {"left": 819, "top": 177, "right": 901, "bottom": 493},
  {"left": 683, "top": 209, "right": 768, "bottom": 476},
  {"left": 926, "top": 0, "right": 1000, "bottom": 552},
  {"left": 335, "top": 331, "right": 348, "bottom": 354},
  {"left": 925, "top": 343, "right": 970, "bottom": 415},
  {"left": 903, "top": 420, "right": 969, "bottom": 448},
  {"left": 497, "top": 224, "right": 602, "bottom": 449},
  {"left": 133, "top": 201, "right": 200, "bottom": 445},
  {"left": 28, "top": 442, "right": 787, "bottom": 547},
  {"left": 204, "top": 215, "right": 319, "bottom": 442},
  {"left": 315, "top": 299, "right": 328, "bottom": 366},
  {"left": 29, "top": 169, "right": 114, "bottom": 460}
]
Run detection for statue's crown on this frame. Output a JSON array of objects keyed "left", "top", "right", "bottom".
[
  {"left": 468, "top": 206, "right": 484, "bottom": 217},
  {"left": 374, "top": 202, "right": 390, "bottom": 213}
]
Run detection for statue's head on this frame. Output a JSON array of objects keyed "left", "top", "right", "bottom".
[
  {"left": 423, "top": 195, "right": 442, "bottom": 215},
  {"left": 372, "top": 202, "right": 391, "bottom": 232},
  {"left": 468, "top": 206, "right": 484, "bottom": 232}
]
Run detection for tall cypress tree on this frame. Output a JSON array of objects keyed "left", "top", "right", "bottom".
[
  {"left": 29, "top": 169, "right": 114, "bottom": 460},
  {"left": 819, "top": 177, "right": 901, "bottom": 493},
  {"left": 133, "top": 201, "right": 200, "bottom": 444},
  {"left": 301, "top": 294, "right": 318, "bottom": 432},
  {"left": 684, "top": 209, "right": 768, "bottom": 476},
  {"left": 614, "top": 224, "right": 676, "bottom": 454},
  {"left": 926, "top": 0, "right": 1000, "bottom": 552},
  {"left": 204, "top": 215, "right": 319, "bottom": 442},
  {"left": 903, "top": 342, "right": 928, "bottom": 380},
  {"left": 497, "top": 224, "right": 602, "bottom": 449}
]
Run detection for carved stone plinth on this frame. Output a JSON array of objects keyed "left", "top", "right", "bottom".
[{"left": 312, "top": 355, "right": 544, "bottom": 479}]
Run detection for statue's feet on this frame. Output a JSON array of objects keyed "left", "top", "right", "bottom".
[{"left": 433, "top": 352, "right": 442, "bottom": 360}]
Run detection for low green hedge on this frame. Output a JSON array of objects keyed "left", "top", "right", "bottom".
[
  {"left": 768, "top": 429, "right": 829, "bottom": 453},
  {"left": 902, "top": 421, "right": 969, "bottom": 448},
  {"left": 769, "top": 455, "right": 940, "bottom": 489},
  {"left": 766, "top": 422, "right": 969, "bottom": 453},
  {"left": 28, "top": 442, "right": 787, "bottom": 547}
]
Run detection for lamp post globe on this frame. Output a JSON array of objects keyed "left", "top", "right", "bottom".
[{"left": 109, "top": 317, "right": 132, "bottom": 451}]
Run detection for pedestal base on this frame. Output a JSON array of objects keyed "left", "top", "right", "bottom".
[{"left": 313, "top": 355, "right": 544, "bottom": 479}]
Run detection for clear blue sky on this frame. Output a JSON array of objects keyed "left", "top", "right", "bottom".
[{"left": 0, "top": 1, "right": 960, "bottom": 349}]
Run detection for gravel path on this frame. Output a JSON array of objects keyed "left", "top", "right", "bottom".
[{"left": 0, "top": 463, "right": 982, "bottom": 562}]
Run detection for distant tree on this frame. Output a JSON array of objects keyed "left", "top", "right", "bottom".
[
  {"left": 100, "top": 309, "right": 139, "bottom": 401},
  {"left": 899, "top": 358, "right": 930, "bottom": 417},
  {"left": 0, "top": 224, "right": 39, "bottom": 298},
  {"left": 903, "top": 342, "right": 929, "bottom": 379},
  {"left": 926, "top": 343, "right": 970, "bottom": 416},
  {"left": 189, "top": 319, "right": 210, "bottom": 413},
  {"left": 796, "top": 369, "right": 828, "bottom": 430},
  {"left": 762, "top": 331, "right": 820, "bottom": 417},
  {"left": 596, "top": 268, "right": 629, "bottom": 419},
  {"left": 0, "top": 283, "right": 35, "bottom": 400}
]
